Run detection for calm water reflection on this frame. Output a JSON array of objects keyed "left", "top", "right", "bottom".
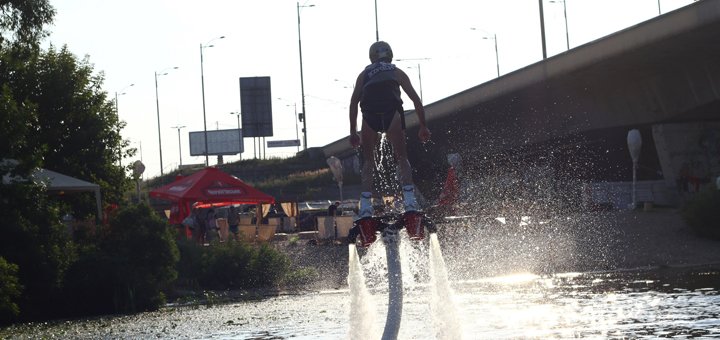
[{"left": 2, "top": 266, "right": 718, "bottom": 339}]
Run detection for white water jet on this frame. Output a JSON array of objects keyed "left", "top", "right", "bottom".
[
  {"left": 382, "top": 231, "right": 403, "bottom": 340},
  {"left": 348, "top": 244, "right": 380, "bottom": 339},
  {"left": 429, "top": 233, "right": 464, "bottom": 339}
]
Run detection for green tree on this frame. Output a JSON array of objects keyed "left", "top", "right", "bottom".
[
  {"left": 1, "top": 0, "right": 139, "bottom": 322},
  {"left": 0, "top": 0, "right": 55, "bottom": 47},
  {"left": 1, "top": 0, "right": 76, "bottom": 324},
  {"left": 0, "top": 257, "right": 23, "bottom": 323},
  {"left": 0, "top": 178, "right": 75, "bottom": 323},
  {"left": 6, "top": 45, "right": 131, "bottom": 215}
]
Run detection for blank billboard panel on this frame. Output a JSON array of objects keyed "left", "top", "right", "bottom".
[
  {"left": 188, "top": 129, "right": 244, "bottom": 156},
  {"left": 239, "top": 76, "right": 273, "bottom": 137}
]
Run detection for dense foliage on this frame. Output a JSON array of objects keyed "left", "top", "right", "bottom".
[
  {"left": 681, "top": 187, "right": 720, "bottom": 240},
  {"left": 0, "top": 174, "right": 76, "bottom": 324},
  {"left": 62, "top": 204, "right": 179, "bottom": 315},
  {"left": 176, "top": 240, "right": 290, "bottom": 291},
  {"left": 0, "top": 257, "right": 22, "bottom": 321},
  {"left": 1, "top": 0, "right": 141, "bottom": 324},
  {"left": 2, "top": 44, "right": 132, "bottom": 216},
  {"left": 0, "top": 0, "right": 316, "bottom": 326},
  {"left": 0, "top": 0, "right": 54, "bottom": 47}
]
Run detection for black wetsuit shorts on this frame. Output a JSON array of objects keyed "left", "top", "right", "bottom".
[{"left": 363, "top": 110, "right": 405, "bottom": 133}]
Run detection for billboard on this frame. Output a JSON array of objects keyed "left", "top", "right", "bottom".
[
  {"left": 239, "top": 76, "right": 273, "bottom": 137},
  {"left": 189, "top": 129, "right": 243, "bottom": 156}
]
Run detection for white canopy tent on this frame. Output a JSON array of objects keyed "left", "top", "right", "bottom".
[
  {"left": 3, "top": 161, "right": 103, "bottom": 220},
  {"left": 32, "top": 169, "right": 103, "bottom": 219}
]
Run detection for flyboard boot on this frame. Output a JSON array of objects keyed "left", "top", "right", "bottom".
[
  {"left": 348, "top": 187, "right": 437, "bottom": 247},
  {"left": 398, "top": 184, "right": 437, "bottom": 239},
  {"left": 349, "top": 192, "right": 379, "bottom": 247}
]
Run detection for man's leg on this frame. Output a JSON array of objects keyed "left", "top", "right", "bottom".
[
  {"left": 385, "top": 113, "right": 419, "bottom": 211},
  {"left": 359, "top": 120, "right": 378, "bottom": 218}
]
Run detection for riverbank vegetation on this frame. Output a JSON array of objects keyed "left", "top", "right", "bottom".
[
  {"left": 0, "top": 199, "right": 315, "bottom": 325},
  {"left": 0, "top": 1, "right": 316, "bottom": 326},
  {"left": 681, "top": 186, "right": 720, "bottom": 240}
]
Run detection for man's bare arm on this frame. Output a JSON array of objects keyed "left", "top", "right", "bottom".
[{"left": 396, "top": 69, "right": 431, "bottom": 142}]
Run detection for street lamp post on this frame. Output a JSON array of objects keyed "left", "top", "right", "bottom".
[
  {"left": 470, "top": 28, "right": 500, "bottom": 78},
  {"left": 170, "top": 125, "right": 186, "bottom": 167},
  {"left": 230, "top": 111, "right": 242, "bottom": 160},
  {"left": 200, "top": 36, "right": 225, "bottom": 166},
  {"left": 288, "top": 103, "right": 300, "bottom": 152},
  {"left": 297, "top": 2, "right": 314, "bottom": 151},
  {"left": 550, "top": 0, "right": 569, "bottom": 50},
  {"left": 410, "top": 64, "right": 423, "bottom": 102},
  {"left": 539, "top": 0, "right": 548, "bottom": 59},
  {"left": 374, "top": 0, "right": 379, "bottom": 41},
  {"left": 395, "top": 58, "right": 430, "bottom": 102},
  {"left": 155, "top": 67, "right": 178, "bottom": 176},
  {"left": 114, "top": 83, "right": 134, "bottom": 167},
  {"left": 482, "top": 34, "right": 500, "bottom": 77},
  {"left": 114, "top": 83, "right": 135, "bottom": 119}
]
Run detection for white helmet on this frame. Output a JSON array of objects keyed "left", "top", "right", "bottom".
[{"left": 369, "top": 41, "right": 393, "bottom": 63}]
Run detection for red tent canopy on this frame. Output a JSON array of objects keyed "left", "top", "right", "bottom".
[{"left": 150, "top": 167, "right": 274, "bottom": 224}]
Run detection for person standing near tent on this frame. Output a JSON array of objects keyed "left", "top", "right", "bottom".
[
  {"left": 348, "top": 41, "right": 431, "bottom": 218},
  {"left": 328, "top": 201, "right": 340, "bottom": 217},
  {"left": 182, "top": 208, "right": 197, "bottom": 240},
  {"left": 194, "top": 208, "right": 207, "bottom": 245},
  {"left": 227, "top": 205, "right": 240, "bottom": 241},
  {"left": 205, "top": 208, "right": 217, "bottom": 243}
]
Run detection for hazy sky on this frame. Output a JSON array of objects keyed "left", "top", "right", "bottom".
[{"left": 44, "top": 0, "right": 696, "bottom": 177}]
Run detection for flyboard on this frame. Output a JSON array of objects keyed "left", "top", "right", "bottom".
[{"left": 347, "top": 210, "right": 437, "bottom": 340}]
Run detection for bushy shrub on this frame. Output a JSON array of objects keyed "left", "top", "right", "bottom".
[
  {"left": 251, "top": 244, "right": 291, "bottom": 288},
  {"left": 0, "top": 180, "right": 75, "bottom": 322},
  {"left": 0, "top": 257, "right": 23, "bottom": 324},
  {"left": 681, "top": 187, "right": 720, "bottom": 240},
  {"left": 282, "top": 267, "right": 320, "bottom": 287},
  {"left": 176, "top": 241, "right": 291, "bottom": 291},
  {"left": 200, "top": 242, "right": 255, "bottom": 289},
  {"left": 62, "top": 204, "right": 179, "bottom": 315}
]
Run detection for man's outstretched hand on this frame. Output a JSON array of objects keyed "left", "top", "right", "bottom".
[
  {"left": 350, "top": 132, "right": 361, "bottom": 148},
  {"left": 418, "top": 126, "right": 431, "bottom": 143}
]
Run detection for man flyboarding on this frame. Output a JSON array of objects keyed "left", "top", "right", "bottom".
[
  {"left": 347, "top": 42, "right": 434, "bottom": 339},
  {"left": 348, "top": 41, "right": 431, "bottom": 221}
]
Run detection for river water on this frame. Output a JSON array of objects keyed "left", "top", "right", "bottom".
[{"left": 2, "top": 240, "right": 719, "bottom": 339}]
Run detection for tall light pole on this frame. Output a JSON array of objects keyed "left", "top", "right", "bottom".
[
  {"left": 550, "top": 0, "right": 569, "bottom": 50},
  {"left": 297, "top": 2, "right": 314, "bottom": 151},
  {"left": 539, "top": 0, "right": 547, "bottom": 59},
  {"left": 485, "top": 34, "right": 499, "bottom": 77},
  {"left": 395, "top": 58, "right": 430, "bottom": 102},
  {"left": 471, "top": 28, "right": 500, "bottom": 78},
  {"left": 230, "top": 111, "right": 242, "bottom": 160},
  {"left": 409, "top": 64, "right": 423, "bottom": 102},
  {"left": 155, "top": 66, "right": 178, "bottom": 176},
  {"left": 114, "top": 83, "right": 135, "bottom": 119},
  {"left": 374, "top": 0, "right": 379, "bottom": 41},
  {"left": 200, "top": 35, "right": 225, "bottom": 166},
  {"left": 114, "top": 83, "right": 134, "bottom": 167},
  {"left": 288, "top": 103, "right": 300, "bottom": 152},
  {"left": 170, "top": 125, "right": 186, "bottom": 167}
]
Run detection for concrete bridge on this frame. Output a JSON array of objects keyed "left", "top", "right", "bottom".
[{"left": 321, "top": 0, "right": 720, "bottom": 207}]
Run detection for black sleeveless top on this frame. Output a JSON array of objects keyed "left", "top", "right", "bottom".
[{"left": 360, "top": 62, "right": 403, "bottom": 114}]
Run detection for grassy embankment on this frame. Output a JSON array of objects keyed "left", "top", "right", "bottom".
[{"left": 144, "top": 154, "right": 360, "bottom": 202}]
